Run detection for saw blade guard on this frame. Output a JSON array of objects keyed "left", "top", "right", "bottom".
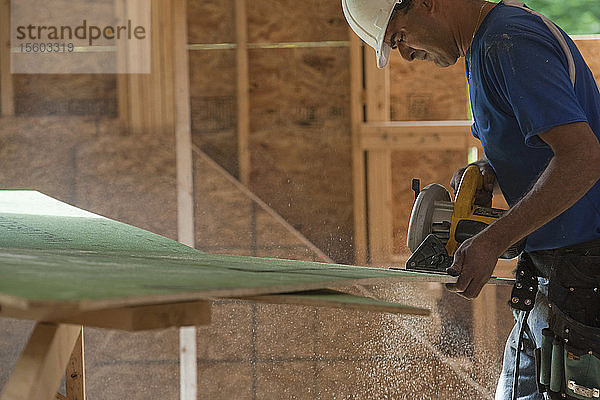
[{"left": 406, "top": 183, "right": 453, "bottom": 252}]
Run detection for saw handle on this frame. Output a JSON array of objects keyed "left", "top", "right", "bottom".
[
  {"left": 445, "top": 165, "right": 485, "bottom": 256},
  {"left": 454, "top": 165, "right": 483, "bottom": 214}
]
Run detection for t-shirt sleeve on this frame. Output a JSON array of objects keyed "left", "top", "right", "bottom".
[
  {"left": 471, "top": 122, "right": 479, "bottom": 139},
  {"left": 482, "top": 30, "right": 588, "bottom": 148}
]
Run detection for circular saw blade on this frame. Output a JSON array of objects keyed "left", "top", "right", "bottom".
[{"left": 406, "top": 183, "right": 451, "bottom": 252}]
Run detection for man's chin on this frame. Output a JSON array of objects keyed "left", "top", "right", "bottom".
[{"left": 432, "top": 56, "right": 456, "bottom": 68}]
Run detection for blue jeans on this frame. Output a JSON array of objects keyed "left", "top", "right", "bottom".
[
  {"left": 496, "top": 250, "right": 555, "bottom": 400},
  {"left": 495, "top": 277, "right": 549, "bottom": 400},
  {"left": 495, "top": 242, "right": 600, "bottom": 399}
]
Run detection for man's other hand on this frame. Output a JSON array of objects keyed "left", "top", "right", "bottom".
[
  {"left": 445, "top": 234, "right": 501, "bottom": 299},
  {"left": 450, "top": 160, "right": 496, "bottom": 207}
]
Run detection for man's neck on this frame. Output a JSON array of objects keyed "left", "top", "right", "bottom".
[{"left": 454, "top": 1, "right": 495, "bottom": 57}]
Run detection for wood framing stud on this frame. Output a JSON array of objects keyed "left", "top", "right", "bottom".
[
  {"left": 173, "top": 0, "right": 195, "bottom": 248},
  {"left": 65, "top": 327, "right": 85, "bottom": 400},
  {"left": 0, "top": 0, "right": 14, "bottom": 116},
  {"left": 366, "top": 151, "right": 393, "bottom": 264},
  {"left": 0, "top": 323, "right": 81, "bottom": 400},
  {"left": 349, "top": 33, "right": 368, "bottom": 264},
  {"left": 236, "top": 0, "right": 251, "bottom": 186},
  {"left": 363, "top": 46, "right": 392, "bottom": 264}
]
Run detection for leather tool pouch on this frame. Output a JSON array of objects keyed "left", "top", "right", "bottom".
[
  {"left": 537, "top": 245, "right": 600, "bottom": 399},
  {"left": 538, "top": 308, "right": 600, "bottom": 399}
]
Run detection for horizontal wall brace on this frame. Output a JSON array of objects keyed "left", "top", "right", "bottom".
[
  {"left": 360, "top": 120, "right": 472, "bottom": 150},
  {"left": 188, "top": 41, "right": 349, "bottom": 50}
]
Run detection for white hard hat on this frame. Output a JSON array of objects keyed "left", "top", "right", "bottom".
[{"left": 342, "top": 0, "right": 400, "bottom": 68}]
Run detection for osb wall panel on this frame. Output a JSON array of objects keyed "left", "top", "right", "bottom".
[
  {"left": 194, "top": 151, "right": 325, "bottom": 261},
  {"left": 189, "top": 50, "right": 238, "bottom": 177},
  {"left": 389, "top": 55, "right": 468, "bottom": 121},
  {"left": 12, "top": 75, "right": 117, "bottom": 117},
  {"left": 75, "top": 132, "right": 178, "bottom": 241},
  {"left": 247, "top": 0, "right": 347, "bottom": 43},
  {"left": 391, "top": 150, "right": 467, "bottom": 258},
  {"left": 248, "top": 47, "right": 353, "bottom": 264},
  {"left": 187, "top": 0, "right": 235, "bottom": 44},
  {"left": 0, "top": 116, "right": 179, "bottom": 399},
  {"left": 0, "top": 116, "right": 97, "bottom": 203},
  {"left": 187, "top": 0, "right": 236, "bottom": 179}
]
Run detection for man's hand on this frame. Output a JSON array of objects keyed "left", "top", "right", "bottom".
[
  {"left": 445, "top": 233, "right": 503, "bottom": 299},
  {"left": 450, "top": 160, "right": 496, "bottom": 207}
]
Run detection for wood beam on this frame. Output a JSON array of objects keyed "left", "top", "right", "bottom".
[
  {"left": 366, "top": 150, "right": 392, "bottom": 265},
  {"left": 173, "top": 0, "right": 195, "bottom": 248},
  {"left": 53, "top": 301, "right": 211, "bottom": 331},
  {"left": 360, "top": 121, "right": 471, "bottom": 150},
  {"left": 235, "top": 0, "right": 251, "bottom": 185},
  {"left": 0, "top": 0, "right": 14, "bottom": 116},
  {"left": 363, "top": 47, "right": 391, "bottom": 265},
  {"left": 0, "top": 323, "right": 81, "bottom": 400},
  {"left": 349, "top": 33, "right": 368, "bottom": 265},
  {"left": 171, "top": 3, "right": 197, "bottom": 399},
  {"left": 65, "top": 327, "right": 85, "bottom": 400}
]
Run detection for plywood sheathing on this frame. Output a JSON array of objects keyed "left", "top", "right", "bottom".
[
  {"left": 75, "top": 133, "right": 178, "bottom": 241},
  {"left": 187, "top": 0, "right": 238, "bottom": 177},
  {"left": 194, "top": 149, "right": 330, "bottom": 261},
  {"left": 0, "top": 116, "right": 98, "bottom": 203},
  {"left": 246, "top": 0, "right": 348, "bottom": 43},
  {"left": 188, "top": 0, "right": 355, "bottom": 264},
  {"left": 12, "top": 75, "right": 117, "bottom": 117},
  {"left": 248, "top": 47, "right": 354, "bottom": 264},
  {"left": 189, "top": 50, "right": 238, "bottom": 177},
  {"left": 187, "top": 0, "right": 235, "bottom": 44},
  {"left": 389, "top": 58, "right": 468, "bottom": 121}
]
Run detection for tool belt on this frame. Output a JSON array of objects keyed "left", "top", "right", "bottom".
[
  {"left": 533, "top": 238, "right": 600, "bottom": 399},
  {"left": 538, "top": 307, "right": 600, "bottom": 399}
]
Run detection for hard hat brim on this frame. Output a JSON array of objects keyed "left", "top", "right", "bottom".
[{"left": 377, "top": 43, "right": 391, "bottom": 68}]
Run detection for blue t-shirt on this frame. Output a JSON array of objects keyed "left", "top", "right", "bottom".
[{"left": 467, "top": 1, "right": 600, "bottom": 251}]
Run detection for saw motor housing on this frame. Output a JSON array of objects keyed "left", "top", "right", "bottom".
[{"left": 406, "top": 165, "right": 523, "bottom": 273}]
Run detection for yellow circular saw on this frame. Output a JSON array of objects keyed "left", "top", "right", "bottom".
[{"left": 405, "top": 165, "right": 524, "bottom": 274}]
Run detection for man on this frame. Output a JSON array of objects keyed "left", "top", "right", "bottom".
[{"left": 343, "top": 0, "right": 600, "bottom": 399}]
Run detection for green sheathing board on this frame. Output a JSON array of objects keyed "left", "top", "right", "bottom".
[
  {"left": 247, "top": 289, "right": 431, "bottom": 315},
  {"left": 0, "top": 191, "right": 435, "bottom": 310}
]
